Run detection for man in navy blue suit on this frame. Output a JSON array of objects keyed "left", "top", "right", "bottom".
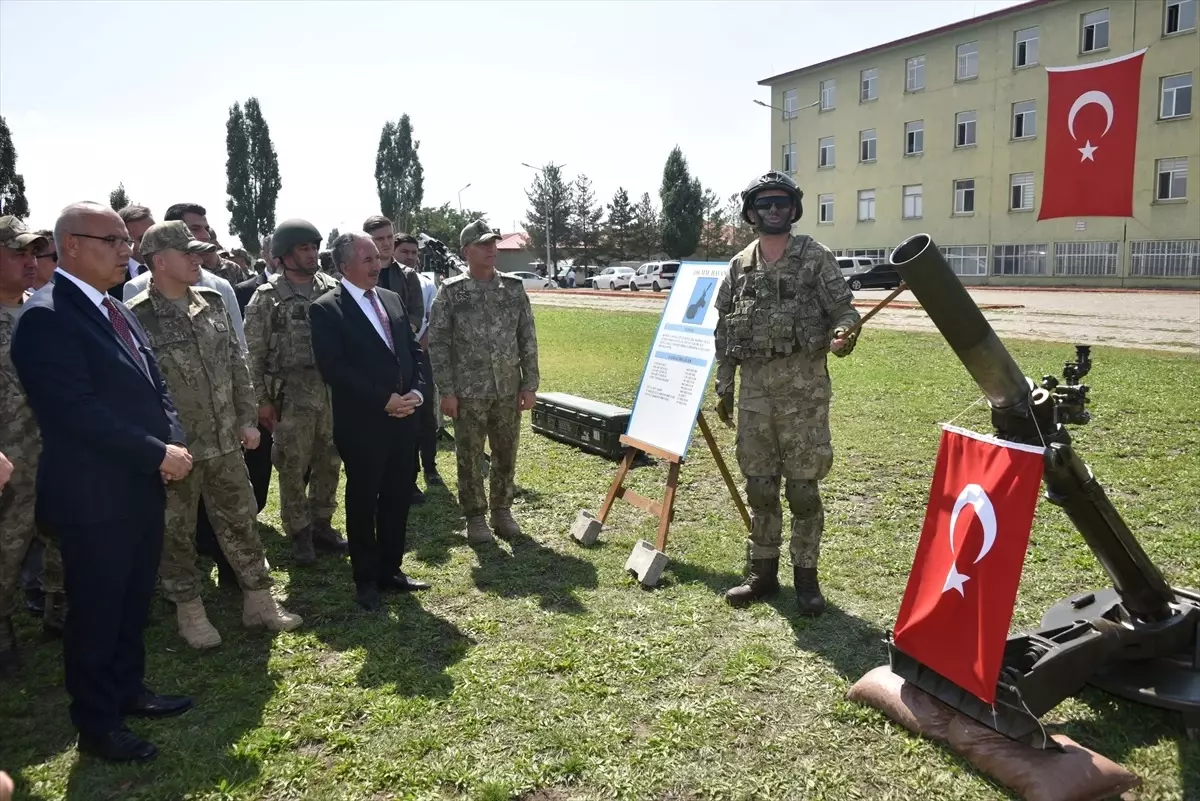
[{"left": 12, "top": 201, "right": 195, "bottom": 763}]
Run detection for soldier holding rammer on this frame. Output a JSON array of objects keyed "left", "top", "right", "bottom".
[
  {"left": 244, "top": 220, "right": 346, "bottom": 564},
  {"left": 127, "top": 221, "right": 301, "bottom": 649},
  {"left": 714, "top": 172, "right": 859, "bottom": 615}
]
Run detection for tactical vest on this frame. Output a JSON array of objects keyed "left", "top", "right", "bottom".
[
  {"left": 265, "top": 273, "right": 336, "bottom": 373},
  {"left": 724, "top": 236, "right": 830, "bottom": 360}
]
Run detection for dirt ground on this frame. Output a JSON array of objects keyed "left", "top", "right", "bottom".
[{"left": 529, "top": 287, "right": 1200, "bottom": 354}]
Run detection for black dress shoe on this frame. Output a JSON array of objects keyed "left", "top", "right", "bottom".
[
  {"left": 25, "top": 588, "right": 46, "bottom": 617},
  {"left": 411, "top": 487, "right": 426, "bottom": 505},
  {"left": 356, "top": 584, "right": 382, "bottom": 611},
  {"left": 424, "top": 471, "right": 445, "bottom": 487},
  {"left": 378, "top": 573, "right": 430, "bottom": 592},
  {"left": 78, "top": 727, "right": 157, "bottom": 763},
  {"left": 121, "top": 691, "right": 193, "bottom": 719}
]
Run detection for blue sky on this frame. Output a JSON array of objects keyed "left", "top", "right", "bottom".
[{"left": 0, "top": 0, "right": 1025, "bottom": 241}]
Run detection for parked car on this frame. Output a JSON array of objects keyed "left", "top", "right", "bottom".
[
  {"left": 506, "top": 270, "right": 555, "bottom": 290},
  {"left": 836, "top": 256, "right": 877, "bottom": 278},
  {"left": 590, "top": 266, "right": 635, "bottom": 290},
  {"left": 629, "top": 261, "right": 680, "bottom": 292},
  {"left": 844, "top": 262, "right": 902, "bottom": 291}
]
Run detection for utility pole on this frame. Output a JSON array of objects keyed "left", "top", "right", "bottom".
[
  {"left": 458, "top": 182, "right": 471, "bottom": 214},
  {"left": 754, "top": 97, "right": 819, "bottom": 173}
]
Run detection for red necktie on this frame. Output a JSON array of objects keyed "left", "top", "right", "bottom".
[
  {"left": 364, "top": 289, "right": 395, "bottom": 353},
  {"left": 102, "top": 297, "right": 142, "bottom": 363}
]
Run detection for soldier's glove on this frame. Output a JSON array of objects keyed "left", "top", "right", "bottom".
[
  {"left": 716, "top": 390, "right": 735, "bottom": 428},
  {"left": 830, "top": 327, "right": 858, "bottom": 358}
]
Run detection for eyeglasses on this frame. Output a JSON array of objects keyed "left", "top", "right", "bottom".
[
  {"left": 71, "top": 233, "right": 135, "bottom": 247},
  {"left": 36, "top": 252, "right": 57, "bottom": 262},
  {"left": 753, "top": 197, "right": 792, "bottom": 212}
]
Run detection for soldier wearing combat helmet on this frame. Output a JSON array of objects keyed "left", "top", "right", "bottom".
[{"left": 713, "top": 171, "right": 859, "bottom": 615}]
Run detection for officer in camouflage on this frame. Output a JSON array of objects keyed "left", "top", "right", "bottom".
[
  {"left": 714, "top": 172, "right": 859, "bottom": 615},
  {"left": 428, "top": 220, "right": 540, "bottom": 543},
  {"left": 128, "top": 221, "right": 301, "bottom": 649},
  {"left": 244, "top": 219, "right": 346, "bottom": 564}
]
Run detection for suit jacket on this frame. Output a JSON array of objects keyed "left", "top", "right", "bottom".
[
  {"left": 308, "top": 283, "right": 426, "bottom": 442},
  {"left": 376, "top": 262, "right": 424, "bottom": 334},
  {"left": 235, "top": 271, "right": 270, "bottom": 315},
  {"left": 11, "top": 274, "right": 186, "bottom": 526}
]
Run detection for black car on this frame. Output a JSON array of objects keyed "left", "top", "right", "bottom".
[{"left": 845, "top": 262, "right": 902, "bottom": 291}]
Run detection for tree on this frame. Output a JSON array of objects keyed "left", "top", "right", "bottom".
[
  {"left": 375, "top": 114, "right": 425, "bottom": 231},
  {"left": 569, "top": 174, "right": 604, "bottom": 267},
  {"left": 630, "top": 192, "right": 660, "bottom": 261},
  {"left": 659, "top": 146, "right": 704, "bottom": 259},
  {"left": 698, "top": 188, "right": 731, "bottom": 261},
  {"left": 225, "top": 97, "right": 282, "bottom": 257},
  {"left": 408, "top": 203, "right": 488, "bottom": 253},
  {"left": 0, "top": 116, "right": 30, "bottom": 219},
  {"left": 603, "top": 187, "right": 635, "bottom": 263},
  {"left": 724, "top": 193, "right": 758, "bottom": 254},
  {"left": 109, "top": 183, "right": 130, "bottom": 212},
  {"left": 521, "top": 162, "right": 574, "bottom": 274},
  {"left": 325, "top": 227, "right": 340, "bottom": 249}
]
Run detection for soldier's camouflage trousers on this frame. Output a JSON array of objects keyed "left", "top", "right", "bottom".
[
  {"left": 744, "top": 475, "right": 825, "bottom": 568},
  {"left": 0, "top": 446, "right": 37, "bottom": 619},
  {"left": 160, "top": 449, "right": 272, "bottom": 603},
  {"left": 455, "top": 397, "right": 520, "bottom": 519},
  {"left": 272, "top": 398, "right": 340, "bottom": 536},
  {"left": 40, "top": 529, "right": 63, "bottom": 594}
]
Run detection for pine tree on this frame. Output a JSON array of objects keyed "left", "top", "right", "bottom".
[
  {"left": 603, "top": 187, "right": 635, "bottom": 262},
  {"left": 698, "top": 188, "right": 731, "bottom": 261},
  {"left": 109, "top": 183, "right": 130, "bottom": 212},
  {"left": 375, "top": 114, "right": 425, "bottom": 231},
  {"left": 569, "top": 174, "right": 604, "bottom": 267},
  {"left": 521, "top": 163, "right": 574, "bottom": 272},
  {"left": 630, "top": 193, "right": 660, "bottom": 261},
  {"left": 659, "top": 146, "right": 704, "bottom": 259},
  {"left": 0, "top": 116, "right": 30, "bottom": 219},
  {"left": 225, "top": 98, "right": 282, "bottom": 256}
]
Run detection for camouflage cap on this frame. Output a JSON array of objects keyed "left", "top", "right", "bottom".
[
  {"left": 0, "top": 216, "right": 48, "bottom": 251},
  {"left": 140, "top": 220, "right": 218, "bottom": 258},
  {"left": 459, "top": 219, "right": 501, "bottom": 248}
]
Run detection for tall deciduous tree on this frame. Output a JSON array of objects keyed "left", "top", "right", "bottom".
[
  {"left": 698, "top": 188, "right": 732, "bottom": 261},
  {"left": 659, "top": 146, "right": 704, "bottom": 259},
  {"left": 408, "top": 203, "right": 487, "bottom": 253},
  {"left": 569, "top": 174, "right": 604, "bottom": 267},
  {"left": 375, "top": 114, "right": 425, "bottom": 231},
  {"left": 724, "top": 192, "right": 758, "bottom": 254},
  {"left": 109, "top": 183, "right": 130, "bottom": 212},
  {"left": 630, "top": 192, "right": 660, "bottom": 261},
  {"left": 225, "top": 98, "right": 282, "bottom": 257},
  {"left": 325, "top": 227, "right": 340, "bottom": 248},
  {"left": 522, "top": 162, "right": 573, "bottom": 273},
  {"left": 603, "top": 187, "right": 635, "bottom": 263},
  {"left": 0, "top": 116, "right": 30, "bottom": 219}
]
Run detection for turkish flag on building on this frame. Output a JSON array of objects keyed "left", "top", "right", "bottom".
[
  {"left": 892, "top": 425, "right": 1045, "bottom": 704},
  {"left": 1038, "top": 49, "right": 1146, "bottom": 220}
]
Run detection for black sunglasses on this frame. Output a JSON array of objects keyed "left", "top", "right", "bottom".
[
  {"left": 37, "top": 252, "right": 58, "bottom": 261},
  {"left": 753, "top": 197, "right": 792, "bottom": 211}
]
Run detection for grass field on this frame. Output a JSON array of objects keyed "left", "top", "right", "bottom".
[{"left": 3, "top": 306, "right": 1198, "bottom": 801}]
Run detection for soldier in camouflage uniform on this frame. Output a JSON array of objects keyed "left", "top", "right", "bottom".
[
  {"left": 428, "top": 220, "right": 540, "bottom": 543},
  {"left": 128, "top": 222, "right": 301, "bottom": 649},
  {"left": 244, "top": 219, "right": 346, "bottom": 564},
  {"left": 714, "top": 172, "right": 859, "bottom": 615}
]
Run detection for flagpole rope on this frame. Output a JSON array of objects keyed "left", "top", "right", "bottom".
[{"left": 940, "top": 395, "right": 988, "bottom": 429}]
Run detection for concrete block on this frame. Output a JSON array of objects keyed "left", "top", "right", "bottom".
[
  {"left": 625, "top": 539, "right": 669, "bottom": 587},
  {"left": 570, "top": 510, "right": 603, "bottom": 546}
]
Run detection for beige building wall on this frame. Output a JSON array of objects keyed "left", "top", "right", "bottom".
[{"left": 761, "top": 0, "right": 1199, "bottom": 288}]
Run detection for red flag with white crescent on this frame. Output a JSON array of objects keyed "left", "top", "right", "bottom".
[{"left": 893, "top": 425, "right": 1045, "bottom": 704}]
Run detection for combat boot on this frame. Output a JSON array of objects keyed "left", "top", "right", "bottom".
[
  {"left": 465, "top": 516, "right": 494, "bottom": 544},
  {"left": 242, "top": 590, "right": 303, "bottom": 633},
  {"left": 310, "top": 520, "right": 348, "bottom": 555},
  {"left": 175, "top": 598, "right": 221, "bottom": 650},
  {"left": 42, "top": 592, "right": 67, "bottom": 640},
  {"left": 291, "top": 526, "right": 317, "bottom": 566},
  {"left": 490, "top": 508, "right": 522, "bottom": 539},
  {"left": 0, "top": 616, "right": 21, "bottom": 673},
  {"left": 724, "top": 558, "right": 780, "bottom": 608},
  {"left": 794, "top": 566, "right": 826, "bottom": 617}
]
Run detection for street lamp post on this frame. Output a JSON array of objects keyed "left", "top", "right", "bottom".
[
  {"left": 458, "top": 183, "right": 471, "bottom": 214},
  {"left": 521, "top": 162, "right": 562, "bottom": 278},
  {"left": 754, "top": 97, "right": 819, "bottom": 174}
]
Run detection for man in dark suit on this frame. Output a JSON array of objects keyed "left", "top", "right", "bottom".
[
  {"left": 309, "top": 232, "right": 429, "bottom": 611},
  {"left": 107, "top": 205, "right": 155, "bottom": 300},
  {"left": 11, "top": 202, "right": 194, "bottom": 762},
  {"left": 234, "top": 239, "right": 276, "bottom": 513}
]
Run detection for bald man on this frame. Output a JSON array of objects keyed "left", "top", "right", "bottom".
[{"left": 12, "top": 201, "right": 195, "bottom": 762}]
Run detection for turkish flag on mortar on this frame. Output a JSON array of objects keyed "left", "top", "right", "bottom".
[
  {"left": 1038, "top": 49, "right": 1146, "bottom": 220},
  {"left": 892, "top": 425, "right": 1045, "bottom": 704}
]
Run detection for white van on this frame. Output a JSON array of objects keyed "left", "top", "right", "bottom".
[
  {"left": 836, "top": 257, "right": 876, "bottom": 278},
  {"left": 630, "top": 261, "right": 680, "bottom": 291}
]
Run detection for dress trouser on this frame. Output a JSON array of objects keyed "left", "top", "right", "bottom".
[
  {"left": 413, "top": 354, "right": 438, "bottom": 483},
  {"left": 339, "top": 415, "right": 416, "bottom": 587}
]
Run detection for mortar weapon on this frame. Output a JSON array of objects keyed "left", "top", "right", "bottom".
[
  {"left": 417, "top": 233, "right": 467, "bottom": 277},
  {"left": 885, "top": 234, "right": 1199, "bottom": 744},
  {"left": 686, "top": 284, "right": 712, "bottom": 321}
]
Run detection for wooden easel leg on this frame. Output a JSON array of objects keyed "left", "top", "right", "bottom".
[
  {"left": 697, "top": 412, "right": 752, "bottom": 532},
  {"left": 598, "top": 447, "right": 637, "bottom": 525},
  {"left": 656, "top": 461, "right": 680, "bottom": 552}
]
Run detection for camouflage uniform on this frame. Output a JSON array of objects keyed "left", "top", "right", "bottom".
[
  {"left": 210, "top": 257, "right": 250, "bottom": 286},
  {"left": 244, "top": 271, "right": 341, "bottom": 544},
  {"left": 0, "top": 299, "right": 40, "bottom": 622}
]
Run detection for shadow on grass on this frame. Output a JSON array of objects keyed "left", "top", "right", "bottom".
[
  {"left": 409, "top": 481, "right": 465, "bottom": 568},
  {"left": 470, "top": 531, "right": 598, "bottom": 614}
]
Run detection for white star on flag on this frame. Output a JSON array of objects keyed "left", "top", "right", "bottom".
[
  {"left": 943, "top": 563, "right": 971, "bottom": 596},
  {"left": 1078, "top": 140, "right": 1098, "bottom": 162}
]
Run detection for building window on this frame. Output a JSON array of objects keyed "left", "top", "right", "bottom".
[
  {"left": 1165, "top": 0, "right": 1196, "bottom": 34},
  {"left": 906, "top": 55, "right": 926, "bottom": 92},
  {"left": 835, "top": 248, "right": 888, "bottom": 261},
  {"left": 956, "top": 42, "right": 979, "bottom": 80},
  {"left": 820, "top": 78, "right": 836, "bottom": 111},
  {"left": 860, "top": 68, "right": 878, "bottom": 102},
  {"left": 1010, "top": 172, "right": 1035, "bottom": 211},
  {"left": 1161, "top": 73, "right": 1193, "bottom": 118},
  {"left": 818, "top": 136, "right": 835, "bottom": 168},
  {"left": 782, "top": 89, "right": 797, "bottom": 119},
  {"left": 1014, "top": 27, "right": 1039, "bottom": 68},
  {"left": 902, "top": 184, "right": 923, "bottom": 218},
  {"left": 857, "top": 189, "right": 876, "bottom": 221},
  {"left": 1130, "top": 239, "right": 1200, "bottom": 277},
  {"left": 992, "top": 243, "right": 1048, "bottom": 275},
  {"left": 953, "top": 179, "right": 976, "bottom": 214},
  {"left": 1082, "top": 9, "right": 1110, "bottom": 52},
  {"left": 1156, "top": 157, "right": 1189, "bottom": 200},
  {"left": 940, "top": 245, "right": 988, "bottom": 276},
  {"left": 904, "top": 120, "right": 924, "bottom": 155},
  {"left": 955, "top": 110, "right": 977, "bottom": 147},
  {"left": 782, "top": 142, "right": 796, "bottom": 174},
  {"left": 1054, "top": 241, "right": 1120, "bottom": 276},
  {"left": 818, "top": 194, "right": 834, "bottom": 224},
  {"left": 859, "top": 129, "right": 877, "bottom": 162},
  {"left": 1012, "top": 100, "right": 1037, "bottom": 139}
]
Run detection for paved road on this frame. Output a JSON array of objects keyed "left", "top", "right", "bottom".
[{"left": 530, "top": 288, "right": 1200, "bottom": 354}]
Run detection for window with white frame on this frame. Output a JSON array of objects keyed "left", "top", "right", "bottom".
[
  {"left": 1010, "top": 172, "right": 1035, "bottom": 211},
  {"left": 954, "top": 179, "right": 976, "bottom": 214},
  {"left": 940, "top": 245, "right": 988, "bottom": 276},
  {"left": 860, "top": 129, "right": 877, "bottom": 162},
  {"left": 992, "top": 243, "right": 1048, "bottom": 275},
  {"left": 956, "top": 110, "right": 977, "bottom": 147},
  {"left": 1156, "top": 157, "right": 1188, "bottom": 200},
  {"left": 956, "top": 42, "right": 979, "bottom": 80},
  {"left": 902, "top": 184, "right": 923, "bottom": 218},
  {"left": 818, "top": 194, "right": 834, "bottom": 224},
  {"left": 818, "top": 136, "right": 835, "bottom": 168},
  {"left": 820, "top": 78, "right": 836, "bottom": 110},
  {"left": 1012, "top": 100, "right": 1037, "bottom": 139},
  {"left": 906, "top": 55, "right": 926, "bottom": 91},
  {"left": 1082, "top": 9, "right": 1110, "bottom": 52},
  {"left": 836, "top": 248, "right": 888, "bottom": 261},
  {"left": 1165, "top": 0, "right": 1197, "bottom": 34},
  {"left": 1130, "top": 239, "right": 1200, "bottom": 277},
  {"left": 783, "top": 89, "right": 797, "bottom": 119},
  {"left": 1014, "top": 27, "right": 1039, "bottom": 68},
  {"left": 1161, "top": 73, "right": 1193, "bottom": 119},
  {"left": 860, "top": 68, "right": 878, "bottom": 102},
  {"left": 782, "top": 142, "right": 796, "bottom": 174},
  {"left": 1054, "top": 241, "right": 1120, "bottom": 276},
  {"left": 857, "top": 189, "right": 876, "bottom": 221},
  {"left": 905, "top": 120, "right": 924, "bottom": 155}
]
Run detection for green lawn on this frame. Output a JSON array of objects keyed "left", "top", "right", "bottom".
[{"left": 3, "top": 306, "right": 1198, "bottom": 801}]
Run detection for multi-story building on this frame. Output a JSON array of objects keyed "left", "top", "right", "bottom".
[{"left": 758, "top": 0, "right": 1199, "bottom": 288}]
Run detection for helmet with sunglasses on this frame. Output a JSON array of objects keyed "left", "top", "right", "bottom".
[{"left": 740, "top": 171, "right": 804, "bottom": 228}]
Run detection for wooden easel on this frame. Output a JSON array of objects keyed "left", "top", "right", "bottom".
[{"left": 596, "top": 412, "right": 751, "bottom": 552}]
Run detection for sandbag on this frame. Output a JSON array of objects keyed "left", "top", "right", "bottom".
[{"left": 846, "top": 664, "right": 958, "bottom": 741}]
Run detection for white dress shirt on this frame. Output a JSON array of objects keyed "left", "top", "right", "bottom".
[
  {"left": 122, "top": 267, "right": 247, "bottom": 355},
  {"left": 341, "top": 278, "right": 422, "bottom": 403},
  {"left": 416, "top": 272, "right": 437, "bottom": 341},
  {"left": 55, "top": 267, "right": 152, "bottom": 378},
  {"left": 127, "top": 257, "right": 145, "bottom": 280}
]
